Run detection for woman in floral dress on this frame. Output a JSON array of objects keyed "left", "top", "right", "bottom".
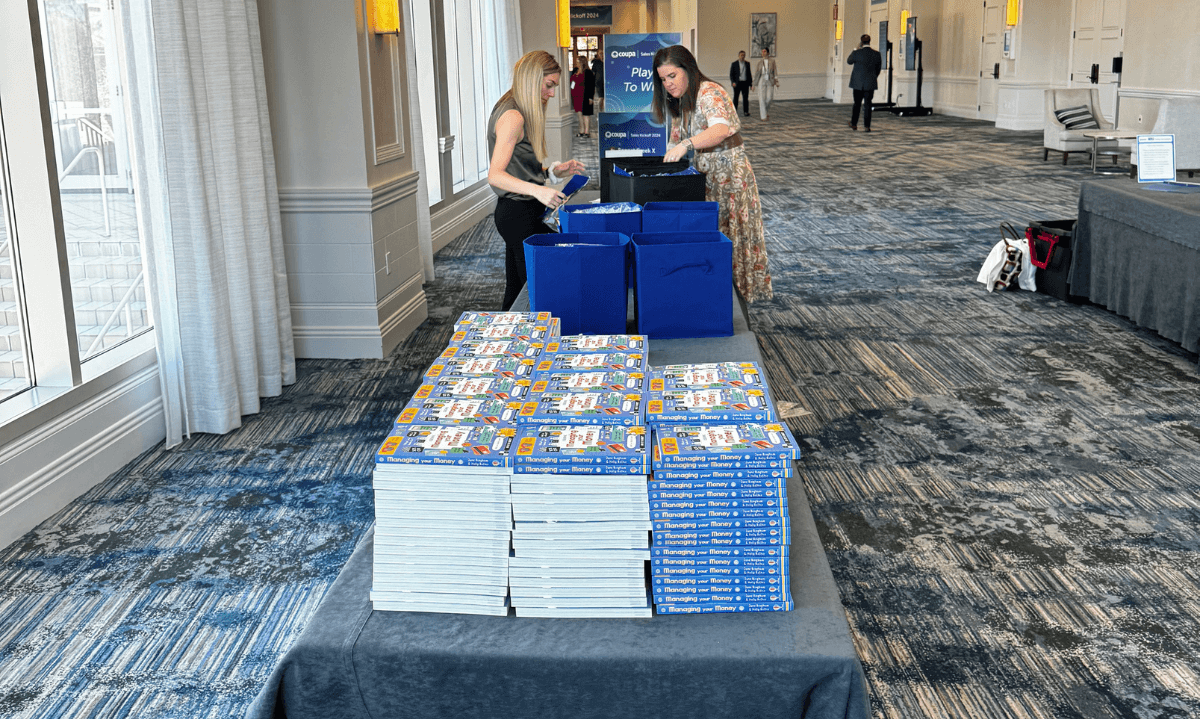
[{"left": 652, "top": 45, "right": 773, "bottom": 302}]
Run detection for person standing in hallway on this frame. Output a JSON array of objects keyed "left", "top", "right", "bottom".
[
  {"left": 488, "top": 50, "right": 586, "bottom": 310},
  {"left": 654, "top": 45, "right": 774, "bottom": 302},
  {"left": 729, "top": 50, "right": 753, "bottom": 117},
  {"left": 582, "top": 60, "right": 596, "bottom": 137},
  {"left": 591, "top": 55, "right": 604, "bottom": 112},
  {"left": 754, "top": 47, "right": 778, "bottom": 121},
  {"left": 570, "top": 61, "right": 586, "bottom": 136},
  {"left": 847, "top": 35, "right": 882, "bottom": 132}
]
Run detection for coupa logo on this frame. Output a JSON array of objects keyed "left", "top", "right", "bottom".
[{"left": 611, "top": 50, "right": 636, "bottom": 58}]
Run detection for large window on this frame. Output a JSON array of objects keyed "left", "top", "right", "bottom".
[{"left": 0, "top": 0, "right": 155, "bottom": 412}]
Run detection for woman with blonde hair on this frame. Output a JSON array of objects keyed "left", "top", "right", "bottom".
[{"left": 488, "top": 50, "right": 586, "bottom": 309}]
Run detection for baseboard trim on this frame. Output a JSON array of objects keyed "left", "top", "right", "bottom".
[
  {"left": 0, "top": 366, "right": 164, "bottom": 549},
  {"left": 1119, "top": 87, "right": 1200, "bottom": 100},
  {"left": 379, "top": 273, "right": 429, "bottom": 357},
  {"left": 431, "top": 183, "right": 497, "bottom": 254}
]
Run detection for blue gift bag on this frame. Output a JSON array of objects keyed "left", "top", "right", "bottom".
[
  {"left": 631, "top": 232, "right": 733, "bottom": 339},
  {"left": 524, "top": 233, "right": 629, "bottom": 335},
  {"left": 560, "top": 203, "right": 642, "bottom": 237},
  {"left": 641, "top": 202, "right": 720, "bottom": 233}
]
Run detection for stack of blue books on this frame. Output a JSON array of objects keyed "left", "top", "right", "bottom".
[
  {"left": 645, "top": 362, "right": 776, "bottom": 426},
  {"left": 370, "top": 423, "right": 515, "bottom": 616},
  {"left": 648, "top": 422, "right": 799, "bottom": 614},
  {"left": 368, "top": 312, "right": 561, "bottom": 616},
  {"left": 509, "top": 424, "right": 652, "bottom": 618}
]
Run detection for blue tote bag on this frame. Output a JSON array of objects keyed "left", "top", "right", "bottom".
[
  {"left": 524, "top": 232, "right": 629, "bottom": 335},
  {"left": 631, "top": 232, "right": 733, "bottom": 339}
]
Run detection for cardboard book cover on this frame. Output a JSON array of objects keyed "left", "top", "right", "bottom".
[
  {"left": 516, "top": 391, "right": 644, "bottom": 426},
  {"left": 375, "top": 424, "right": 516, "bottom": 467},
  {"left": 453, "top": 311, "right": 554, "bottom": 330},
  {"left": 653, "top": 423, "right": 801, "bottom": 466},
  {"left": 547, "top": 334, "right": 647, "bottom": 354},
  {"left": 425, "top": 356, "right": 538, "bottom": 381},
  {"left": 513, "top": 424, "right": 648, "bottom": 467},
  {"left": 395, "top": 397, "right": 523, "bottom": 426},
  {"left": 535, "top": 352, "right": 645, "bottom": 373},
  {"left": 530, "top": 370, "right": 644, "bottom": 394},
  {"left": 448, "top": 320, "right": 559, "bottom": 344},
  {"left": 441, "top": 338, "right": 549, "bottom": 360},
  {"left": 645, "top": 387, "right": 774, "bottom": 425},
  {"left": 412, "top": 375, "right": 531, "bottom": 403}
]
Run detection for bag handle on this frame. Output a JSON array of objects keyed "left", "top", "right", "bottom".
[
  {"left": 1024, "top": 227, "right": 1059, "bottom": 270},
  {"left": 659, "top": 260, "right": 715, "bottom": 277}
]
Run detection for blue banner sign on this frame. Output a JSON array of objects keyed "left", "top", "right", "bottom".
[
  {"left": 571, "top": 5, "right": 612, "bottom": 27},
  {"left": 599, "top": 112, "right": 668, "bottom": 157},
  {"left": 603, "top": 33, "right": 681, "bottom": 113}
]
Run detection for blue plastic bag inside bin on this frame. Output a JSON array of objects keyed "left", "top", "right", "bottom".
[
  {"left": 632, "top": 232, "right": 733, "bottom": 339},
  {"left": 641, "top": 201, "right": 720, "bottom": 233},
  {"left": 524, "top": 232, "right": 629, "bottom": 335},
  {"left": 560, "top": 203, "right": 642, "bottom": 237}
]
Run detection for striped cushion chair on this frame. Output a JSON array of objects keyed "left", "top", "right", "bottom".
[{"left": 1043, "top": 88, "right": 1113, "bottom": 165}]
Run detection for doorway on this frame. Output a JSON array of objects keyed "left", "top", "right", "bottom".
[
  {"left": 1070, "top": 0, "right": 1125, "bottom": 122},
  {"left": 977, "top": 0, "right": 1004, "bottom": 122}
]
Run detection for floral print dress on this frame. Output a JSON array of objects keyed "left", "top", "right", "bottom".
[{"left": 669, "top": 80, "right": 774, "bottom": 302}]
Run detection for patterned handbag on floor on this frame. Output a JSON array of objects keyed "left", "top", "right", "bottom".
[{"left": 977, "top": 222, "right": 1030, "bottom": 293}]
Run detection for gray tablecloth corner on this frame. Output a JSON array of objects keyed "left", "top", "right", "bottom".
[
  {"left": 247, "top": 289, "right": 871, "bottom": 719},
  {"left": 1072, "top": 178, "right": 1200, "bottom": 363}
]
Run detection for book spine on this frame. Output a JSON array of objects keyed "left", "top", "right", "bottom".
[
  {"left": 652, "top": 575, "right": 784, "bottom": 588},
  {"left": 650, "top": 507, "right": 784, "bottom": 521},
  {"left": 653, "top": 600, "right": 794, "bottom": 614},
  {"left": 649, "top": 496, "right": 784, "bottom": 511},
  {"left": 651, "top": 587, "right": 791, "bottom": 603},
  {"left": 512, "top": 464, "right": 649, "bottom": 475},
  {"left": 649, "top": 469, "right": 790, "bottom": 481},
  {"left": 645, "top": 487, "right": 785, "bottom": 501},
  {"left": 652, "top": 517, "right": 788, "bottom": 532},
  {"left": 651, "top": 564, "right": 785, "bottom": 578}
]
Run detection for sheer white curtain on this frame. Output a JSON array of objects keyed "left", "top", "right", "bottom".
[
  {"left": 129, "top": 0, "right": 295, "bottom": 447},
  {"left": 404, "top": 0, "right": 435, "bottom": 282}
]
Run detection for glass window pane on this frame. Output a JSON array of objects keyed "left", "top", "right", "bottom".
[
  {"left": 0, "top": 144, "right": 32, "bottom": 401},
  {"left": 39, "top": 0, "right": 151, "bottom": 362}
]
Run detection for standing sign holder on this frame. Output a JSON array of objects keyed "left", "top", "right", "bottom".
[
  {"left": 872, "top": 22, "right": 895, "bottom": 111},
  {"left": 885, "top": 17, "right": 932, "bottom": 117},
  {"left": 1136, "top": 135, "right": 1177, "bottom": 183},
  {"left": 598, "top": 33, "right": 681, "bottom": 201}
]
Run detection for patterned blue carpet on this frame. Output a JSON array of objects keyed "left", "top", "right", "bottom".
[{"left": 1, "top": 99, "right": 1199, "bottom": 718}]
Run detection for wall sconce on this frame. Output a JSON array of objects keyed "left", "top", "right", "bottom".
[
  {"left": 1006, "top": 0, "right": 1019, "bottom": 26},
  {"left": 900, "top": 10, "right": 909, "bottom": 28},
  {"left": 835, "top": 20, "right": 843, "bottom": 41},
  {"left": 373, "top": 0, "right": 400, "bottom": 34},
  {"left": 557, "top": 0, "right": 571, "bottom": 48}
]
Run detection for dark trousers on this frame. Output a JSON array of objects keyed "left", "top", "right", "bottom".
[
  {"left": 732, "top": 81, "right": 752, "bottom": 115},
  {"left": 852, "top": 89, "right": 875, "bottom": 129},
  {"left": 494, "top": 197, "right": 547, "bottom": 310}
]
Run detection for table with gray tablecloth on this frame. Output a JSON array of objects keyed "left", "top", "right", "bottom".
[
  {"left": 1071, "top": 178, "right": 1200, "bottom": 364},
  {"left": 247, "top": 290, "right": 870, "bottom": 719}
]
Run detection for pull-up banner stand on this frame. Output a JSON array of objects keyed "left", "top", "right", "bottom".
[
  {"left": 886, "top": 17, "right": 932, "bottom": 117},
  {"left": 598, "top": 33, "right": 681, "bottom": 201}
]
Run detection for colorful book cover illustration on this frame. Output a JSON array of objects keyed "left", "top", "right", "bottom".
[
  {"left": 649, "top": 362, "right": 769, "bottom": 391},
  {"left": 374, "top": 424, "right": 516, "bottom": 467},
  {"left": 517, "top": 391, "right": 644, "bottom": 426},
  {"left": 424, "top": 356, "right": 538, "bottom": 380},
  {"left": 536, "top": 352, "right": 645, "bottom": 373},
  {"left": 412, "top": 375, "right": 531, "bottom": 402},
  {"left": 530, "top": 370, "right": 644, "bottom": 393},
  {"left": 449, "top": 320, "right": 559, "bottom": 344},
  {"left": 441, "top": 339, "right": 548, "bottom": 360},
  {"left": 514, "top": 424, "right": 650, "bottom": 468},
  {"left": 645, "top": 387, "right": 774, "bottom": 424},
  {"left": 453, "top": 311, "right": 554, "bottom": 330},
  {"left": 395, "top": 396, "right": 523, "bottom": 425},
  {"left": 547, "top": 335, "right": 647, "bottom": 354},
  {"left": 653, "top": 423, "right": 801, "bottom": 465}
]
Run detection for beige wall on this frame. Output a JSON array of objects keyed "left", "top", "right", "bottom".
[
  {"left": 1120, "top": 1, "right": 1200, "bottom": 126},
  {"left": 698, "top": 0, "right": 829, "bottom": 100}
]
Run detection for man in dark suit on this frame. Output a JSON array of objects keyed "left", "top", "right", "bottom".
[
  {"left": 847, "top": 34, "right": 883, "bottom": 132},
  {"left": 729, "top": 51, "right": 753, "bottom": 117}
]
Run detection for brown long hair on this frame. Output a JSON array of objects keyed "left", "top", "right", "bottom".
[
  {"left": 650, "top": 45, "right": 714, "bottom": 128},
  {"left": 494, "top": 50, "right": 561, "bottom": 164}
]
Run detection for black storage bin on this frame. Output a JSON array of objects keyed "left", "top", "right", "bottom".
[
  {"left": 1026, "top": 220, "right": 1085, "bottom": 303},
  {"left": 608, "top": 156, "right": 707, "bottom": 205}
]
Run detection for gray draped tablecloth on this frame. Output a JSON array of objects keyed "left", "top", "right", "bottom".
[
  {"left": 1071, "top": 178, "right": 1200, "bottom": 362},
  {"left": 246, "top": 288, "right": 870, "bottom": 719}
]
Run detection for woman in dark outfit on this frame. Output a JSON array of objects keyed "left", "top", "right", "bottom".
[
  {"left": 581, "top": 62, "right": 596, "bottom": 137},
  {"left": 487, "top": 50, "right": 586, "bottom": 309}
]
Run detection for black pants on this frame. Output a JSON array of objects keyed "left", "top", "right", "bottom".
[
  {"left": 732, "top": 81, "right": 752, "bottom": 115},
  {"left": 852, "top": 89, "right": 875, "bottom": 129},
  {"left": 494, "top": 197, "right": 547, "bottom": 310}
]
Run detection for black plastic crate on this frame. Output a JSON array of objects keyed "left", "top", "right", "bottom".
[
  {"left": 1026, "top": 219, "right": 1085, "bottom": 303},
  {"left": 608, "top": 156, "right": 706, "bottom": 205}
]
